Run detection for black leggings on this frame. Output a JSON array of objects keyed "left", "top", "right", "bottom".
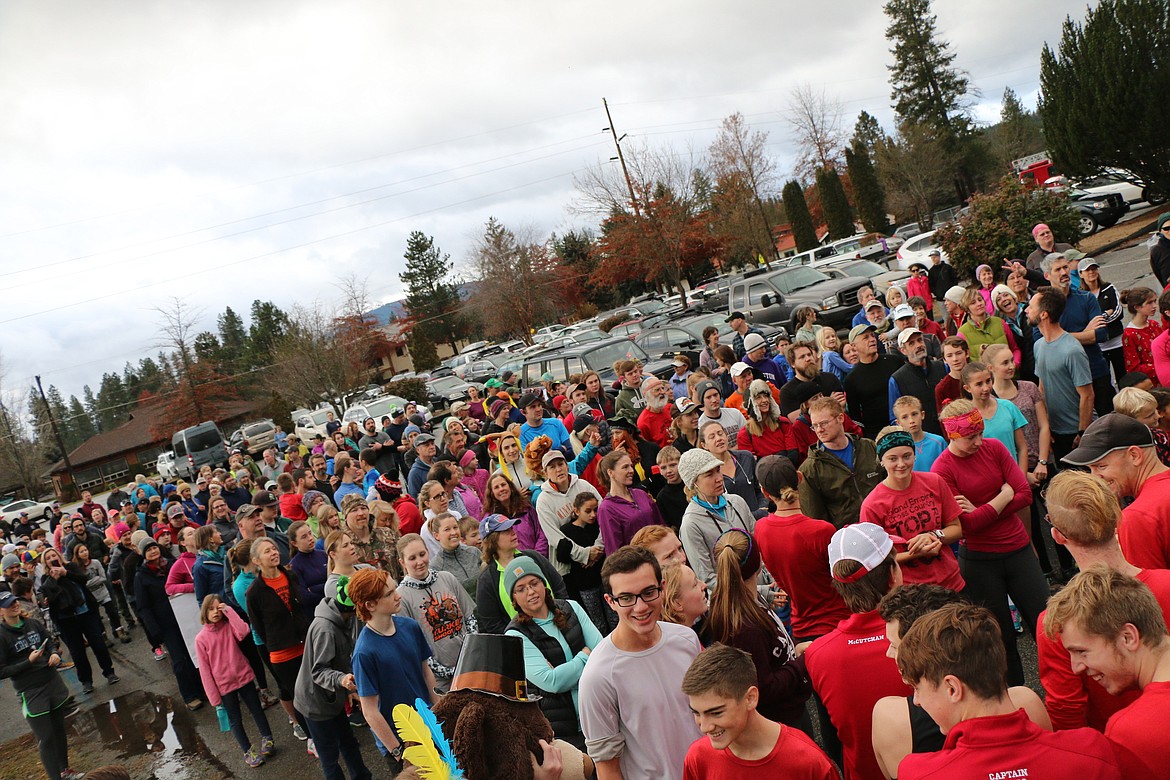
[
  {"left": 263, "top": 649, "right": 310, "bottom": 732},
  {"left": 56, "top": 610, "right": 114, "bottom": 685},
  {"left": 220, "top": 683, "right": 272, "bottom": 752},
  {"left": 27, "top": 704, "right": 69, "bottom": 780},
  {"left": 959, "top": 543, "right": 1050, "bottom": 686},
  {"left": 99, "top": 600, "right": 122, "bottom": 633}
]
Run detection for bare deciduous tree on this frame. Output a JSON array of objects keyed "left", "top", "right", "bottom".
[
  {"left": 0, "top": 354, "right": 48, "bottom": 497},
  {"left": 786, "top": 84, "right": 846, "bottom": 181},
  {"left": 265, "top": 303, "right": 374, "bottom": 411},
  {"left": 708, "top": 112, "right": 780, "bottom": 261}
]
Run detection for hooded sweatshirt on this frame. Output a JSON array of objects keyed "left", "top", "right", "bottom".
[
  {"left": 398, "top": 569, "right": 478, "bottom": 690},
  {"left": 195, "top": 607, "right": 254, "bottom": 706},
  {"left": 293, "top": 596, "right": 359, "bottom": 721},
  {"left": 535, "top": 475, "right": 604, "bottom": 576},
  {"left": 0, "top": 616, "right": 68, "bottom": 716}
]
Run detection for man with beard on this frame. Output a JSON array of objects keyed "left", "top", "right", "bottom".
[
  {"left": 843, "top": 324, "right": 905, "bottom": 440},
  {"left": 887, "top": 328, "right": 948, "bottom": 436},
  {"left": 779, "top": 341, "right": 844, "bottom": 416},
  {"left": 357, "top": 416, "right": 398, "bottom": 479},
  {"left": 637, "top": 376, "right": 674, "bottom": 448},
  {"left": 220, "top": 472, "right": 252, "bottom": 512}
]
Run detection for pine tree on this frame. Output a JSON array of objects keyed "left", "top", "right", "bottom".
[
  {"left": 45, "top": 386, "right": 72, "bottom": 450},
  {"left": 816, "top": 167, "right": 855, "bottom": 240},
  {"left": 217, "top": 306, "right": 249, "bottom": 371},
  {"left": 137, "top": 357, "right": 165, "bottom": 394},
  {"left": 782, "top": 181, "right": 819, "bottom": 252},
  {"left": 96, "top": 372, "right": 130, "bottom": 431},
  {"left": 408, "top": 329, "right": 439, "bottom": 372},
  {"left": 67, "top": 396, "right": 95, "bottom": 447},
  {"left": 852, "top": 111, "right": 886, "bottom": 156},
  {"left": 27, "top": 387, "right": 59, "bottom": 459},
  {"left": 82, "top": 385, "right": 102, "bottom": 433},
  {"left": 846, "top": 144, "right": 890, "bottom": 234},
  {"left": 248, "top": 300, "right": 289, "bottom": 367},
  {"left": 884, "top": 0, "right": 971, "bottom": 136},
  {"left": 400, "top": 231, "right": 465, "bottom": 353},
  {"left": 1040, "top": 0, "right": 1170, "bottom": 195}
]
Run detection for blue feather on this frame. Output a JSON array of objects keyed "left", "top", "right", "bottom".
[{"left": 414, "top": 697, "right": 463, "bottom": 778}]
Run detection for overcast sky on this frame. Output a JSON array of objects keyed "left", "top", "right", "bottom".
[{"left": 0, "top": 0, "right": 1094, "bottom": 407}]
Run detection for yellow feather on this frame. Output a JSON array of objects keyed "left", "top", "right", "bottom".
[{"left": 393, "top": 703, "right": 450, "bottom": 780}]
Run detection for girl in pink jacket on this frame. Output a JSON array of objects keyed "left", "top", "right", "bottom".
[{"left": 195, "top": 595, "right": 275, "bottom": 768}]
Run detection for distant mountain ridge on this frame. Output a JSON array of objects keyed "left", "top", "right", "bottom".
[{"left": 366, "top": 281, "right": 477, "bottom": 325}]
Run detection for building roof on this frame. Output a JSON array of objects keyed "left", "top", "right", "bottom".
[{"left": 50, "top": 398, "right": 263, "bottom": 475}]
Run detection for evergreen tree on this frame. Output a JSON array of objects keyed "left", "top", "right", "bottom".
[
  {"left": 400, "top": 231, "right": 465, "bottom": 352},
  {"left": 137, "top": 357, "right": 165, "bottom": 394},
  {"left": 193, "top": 332, "right": 222, "bottom": 366},
  {"left": 27, "top": 387, "right": 59, "bottom": 460},
  {"left": 1040, "top": 0, "right": 1170, "bottom": 196},
  {"left": 851, "top": 111, "right": 886, "bottom": 156},
  {"left": 816, "top": 167, "right": 855, "bottom": 240},
  {"left": 96, "top": 372, "right": 130, "bottom": 431},
  {"left": 45, "top": 386, "right": 72, "bottom": 450},
  {"left": 82, "top": 385, "right": 101, "bottom": 433},
  {"left": 67, "top": 396, "right": 95, "bottom": 447},
  {"left": 782, "top": 181, "right": 819, "bottom": 252},
  {"left": 248, "top": 300, "right": 289, "bottom": 367},
  {"left": 846, "top": 144, "right": 890, "bottom": 234},
  {"left": 217, "top": 306, "right": 249, "bottom": 371},
  {"left": 884, "top": 0, "right": 971, "bottom": 135},
  {"left": 408, "top": 329, "right": 439, "bottom": 372}
]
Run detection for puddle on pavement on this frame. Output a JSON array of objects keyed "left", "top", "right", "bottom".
[{"left": 0, "top": 690, "right": 233, "bottom": 780}]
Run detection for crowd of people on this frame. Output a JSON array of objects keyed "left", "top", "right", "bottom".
[{"left": 3, "top": 216, "right": 1170, "bottom": 779}]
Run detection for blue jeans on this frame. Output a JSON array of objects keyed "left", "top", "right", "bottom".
[
  {"left": 219, "top": 683, "right": 272, "bottom": 753},
  {"left": 305, "top": 712, "right": 372, "bottom": 780}
]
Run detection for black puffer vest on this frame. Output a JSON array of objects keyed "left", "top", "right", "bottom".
[{"left": 506, "top": 598, "right": 585, "bottom": 740}]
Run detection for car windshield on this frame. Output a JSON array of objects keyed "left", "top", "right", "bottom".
[
  {"left": 363, "top": 397, "right": 400, "bottom": 420},
  {"left": 680, "top": 312, "right": 727, "bottom": 335},
  {"left": 310, "top": 410, "right": 332, "bottom": 425},
  {"left": 244, "top": 423, "right": 272, "bottom": 436},
  {"left": 429, "top": 376, "right": 464, "bottom": 393},
  {"left": 634, "top": 300, "right": 666, "bottom": 314},
  {"left": 839, "top": 261, "right": 886, "bottom": 277},
  {"left": 774, "top": 267, "right": 830, "bottom": 295},
  {"left": 187, "top": 428, "right": 222, "bottom": 453},
  {"left": 585, "top": 340, "right": 651, "bottom": 378}
]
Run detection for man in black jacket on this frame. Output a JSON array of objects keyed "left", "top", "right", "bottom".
[
  {"left": 0, "top": 592, "right": 83, "bottom": 780},
  {"left": 888, "top": 329, "right": 947, "bottom": 436},
  {"left": 1151, "top": 212, "right": 1170, "bottom": 288},
  {"left": 926, "top": 249, "right": 957, "bottom": 318},
  {"left": 843, "top": 325, "right": 905, "bottom": 440}
]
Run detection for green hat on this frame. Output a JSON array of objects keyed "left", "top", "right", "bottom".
[
  {"left": 1158, "top": 212, "right": 1170, "bottom": 230},
  {"left": 502, "top": 556, "right": 547, "bottom": 599},
  {"left": 335, "top": 575, "right": 355, "bottom": 610}
]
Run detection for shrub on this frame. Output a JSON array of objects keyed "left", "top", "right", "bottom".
[
  {"left": 934, "top": 176, "right": 1081, "bottom": 279},
  {"left": 384, "top": 378, "right": 429, "bottom": 406}
]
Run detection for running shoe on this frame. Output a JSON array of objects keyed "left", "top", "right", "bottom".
[
  {"left": 259, "top": 689, "right": 280, "bottom": 709},
  {"left": 307, "top": 739, "right": 317, "bottom": 759},
  {"left": 243, "top": 748, "right": 265, "bottom": 768},
  {"left": 291, "top": 722, "right": 307, "bottom": 741},
  {"left": 80, "top": 682, "right": 94, "bottom": 695},
  {"left": 259, "top": 736, "right": 275, "bottom": 757},
  {"left": 347, "top": 708, "right": 367, "bottom": 728},
  {"left": 60, "top": 770, "right": 86, "bottom": 780},
  {"left": 153, "top": 647, "right": 168, "bottom": 661},
  {"left": 58, "top": 660, "right": 75, "bottom": 670},
  {"left": 186, "top": 699, "right": 204, "bottom": 711},
  {"left": 105, "top": 672, "right": 120, "bottom": 685}
]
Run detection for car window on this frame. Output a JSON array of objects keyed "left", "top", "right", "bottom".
[
  {"left": 774, "top": 267, "right": 830, "bottom": 295},
  {"left": 747, "top": 283, "right": 771, "bottom": 307},
  {"left": 244, "top": 423, "right": 273, "bottom": 437},
  {"left": 842, "top": 261, "right": 886, "bottom": 277},
  {"left": 364, "top": 397, "right": 399, "bottom": 420},
  {"left": 638, "top": 330, "right": 671, "bottom": 353},
  {"left": 186, "top": 427, "right": 223, "bottom": 453},
  {"left": 731, "top": 285, "right": 746, "bottom": 310},
  {"left": 565, "top": 356, "right": 585, "bottom": 375}
]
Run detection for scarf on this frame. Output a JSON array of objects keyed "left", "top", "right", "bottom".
[
  {"left": 401, "top": 569, "right": 439, "bottom": 590},
  {"left": 198, "top": 547, "right": 226, "bottom": 564},
  {"left": 692, "top": 494, "right": 728, "bottom": 515}
]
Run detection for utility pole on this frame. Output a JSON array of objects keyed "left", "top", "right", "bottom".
[
  {"left": 602, "top": 98, "right": 642, "bottom": 218},
  {"left": 35, "top": 376, "right": 78, "bottom": 499}
]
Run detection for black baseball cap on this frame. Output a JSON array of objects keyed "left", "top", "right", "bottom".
[
  {"left": 725, "top": 311, "right": 746, "bottom": 323},
  {"left": 1062, "top": 413, "right": 1154, "bottom": 466}
]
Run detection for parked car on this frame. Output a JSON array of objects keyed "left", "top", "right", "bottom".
[
  {"left": 893, "top": 222, "right": 926, "bottom": 241},
  {"left": 426, "top": 375, "right": 473, "bottom": 414},
  {"left": 294, "top": 406, "right": 339, "bottom": 443},
  {"left": 455, "top": 357, "right": 503, "bottom": 383},
  {"left": 728, "top": 266, "right": 867, "bottom": 333},
  {"left": 172, "top": 421, "right": 229, "bottom": 481},
  {"left": 1067, "top": 188, "right": 1130, "bottom": 236},
  {"left": 520, "top": 337, "right": 674, "bottom": 386},
  {"left": 893, "top": 230, "right": 948, "bottom": 271},
  {"left": 634, "top": 313, "right": 789, "bottom": 366},
  {"left": 230, "top": 420, "right": 277, "bottom": 456},
  {"left": 0, "top": 498, "right": 54, "bottom": 526},
  {"left": 1073, "top": 169, "right": 1166, "bottom": 206},
  {"left": 819, "top": 259, "right": 912, "bottom": 299},
  {"left": 343, "top": 395, "right": 431, "bottom": 426},
  {"left": 155, "top": 451, "right": 179, "bottom": 481}
]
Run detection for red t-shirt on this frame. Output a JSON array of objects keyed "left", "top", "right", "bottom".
[
  {"left": 1039, "top": 567, "right": 1170, "bottom": 731},
  {"left": 1106, "top": 680, "right": 1170, "bottom": 778},
  {"left": 899, "top": 709, "right": 1121, "bottom": 779},
  {"left": 279, "top": 493, "right": 308, "bottom": 522},
  {"left": 637, "top": 407, "right": 674, "bottom": 448},
  {"left": 684, "top": 724, "right": 840, "bottom": 780},
  {"left": 934, "top": 374, "right": 963, "bottom": 411},
  {"left": 930, "top": 438, "right": 1032, "bottom": 554},
  {"left": 395, "top": 495, "right": 425, "bottom": 536},
  {"left": 859, "top": 474, "right": 965, "bottom": 591},
  {"left": 754, "top": 513, "right": 850, "bottom": 639},
  {"left": 804, "top": 610, "right": 911, "bottom": 780},
  {"left": 1120, "top": 471, "right": 1170, "bottom": 569}
]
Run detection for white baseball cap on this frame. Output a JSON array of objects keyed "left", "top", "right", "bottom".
[
  {"left": 730, "top": 362, "right": 752, "bottom": 377},
  {"left": 829, "top": 523, "right": 894, "bottom": 582}
]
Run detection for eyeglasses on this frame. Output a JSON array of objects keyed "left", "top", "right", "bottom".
[
  {"left": 809, "top": 419, "right": 836, "bottom": 430},
  {"left": 514, "top": 580, "right": 545, "bottom": 596},
  {"left": 610, "top": 586, "right": 662, "bottom": 608}
]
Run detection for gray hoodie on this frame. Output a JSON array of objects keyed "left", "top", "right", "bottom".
[
  {"left": 535, "top": 475, "right": 603, "bottom": 576},
  {"left": 293, "top": 596, "right": 358, "bottom": 721}
]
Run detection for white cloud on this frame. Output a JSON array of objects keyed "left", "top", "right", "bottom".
[{"left": 0, "top": 0, "right": 1090, "bottom": 403}]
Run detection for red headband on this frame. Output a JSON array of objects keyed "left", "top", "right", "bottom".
[{"left": 942, "top": 408, "right": 984, "bottom": 441}]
